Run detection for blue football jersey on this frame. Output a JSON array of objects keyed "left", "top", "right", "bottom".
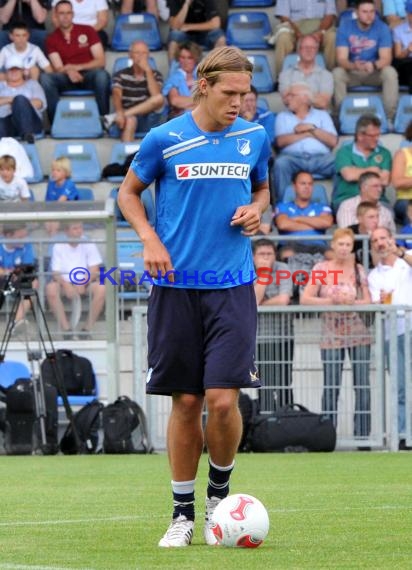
[{"left": 131, "top": 112, "right": 271, "bottom": 289}]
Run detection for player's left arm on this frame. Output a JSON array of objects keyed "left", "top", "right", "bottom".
[{"left": 230, "top": 180, "right": 270, "bottom": 236}]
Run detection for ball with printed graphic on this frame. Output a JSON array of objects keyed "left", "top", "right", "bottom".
[{"left": 211, "top": 493, "right": 269, "bottom": 547}]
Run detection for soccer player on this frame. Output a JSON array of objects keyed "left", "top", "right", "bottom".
[{"left": 118, "top": 46, "right": 271, "bottom": 547}]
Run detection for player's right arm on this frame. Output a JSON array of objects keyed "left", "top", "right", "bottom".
[{"left": 118, "top": 169, "right": 174, "bottom": 278}]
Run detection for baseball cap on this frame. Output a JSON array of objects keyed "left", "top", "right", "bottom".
[
  {"left": 406, "top": 0, "right": 412, "bottom": 14},
  {"left": 5, "top": 56, "right": 24, "bottom": 70}
]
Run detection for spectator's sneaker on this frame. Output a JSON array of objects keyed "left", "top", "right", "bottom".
[
  {"left": 158, "top": 514, "right": 194, "bottom": 547},
  {"left": 102, "top": 113, "right": 116, "bottom": 131},
  {"left": 204, "top": 496, "right": 221, "bottom": 546}
]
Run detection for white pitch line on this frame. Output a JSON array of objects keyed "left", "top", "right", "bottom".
[
  {"left": 0, "top": 505, "right": 410, "bottom": 530},
  {"left": 0, "top": 565, "right": 96, "bottom": 570}
]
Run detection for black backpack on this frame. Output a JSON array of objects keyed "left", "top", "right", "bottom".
[
  {"left": 238, "top": 392, "right": 259, "bottom": 452},
  {"left": 60, "top": 399, "right": 104, "bottom": 454},
  {"left": 102, "top": 396, "right": 153, "bottom": 454},
  {"left": 41, "top": 350, "right": 97, "bottom": 396}
]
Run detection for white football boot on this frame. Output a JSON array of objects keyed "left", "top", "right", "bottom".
[{"left": 158, "top": 514, "right": 194, "bottom": 547}]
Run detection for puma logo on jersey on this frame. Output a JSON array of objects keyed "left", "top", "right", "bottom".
[
  {"left": 176, "top": 163, "right": 250, "bottom": 179},
  {"left": 169, "top": 131, "right": 184, "bottom": 141}
]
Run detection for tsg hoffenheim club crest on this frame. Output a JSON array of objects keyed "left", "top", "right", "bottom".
[{"left": 237, "top": 138, "right": 251, "bottom": 156}]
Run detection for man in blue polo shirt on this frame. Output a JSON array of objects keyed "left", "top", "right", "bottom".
[
  {"left": 118, "top": 46, "right": 271, "bottom": 548},
  {"left": 274, "top": 170, "right": 334, "bottom": 257},
  {"left": 333, "top": 0, "right": 398, "bottom": 121}
]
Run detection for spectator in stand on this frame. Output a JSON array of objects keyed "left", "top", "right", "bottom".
[
  {"left": 162, "top": 40, "right": 201, "bottom": 119},
  {"left": 0, "top": 21, "right": 52, "bottom": 81},
  {"left": 368, "top": 226, "right": 412, "bottom": 450},
  {"left": 273, "top": 82, "right": 337, "bottom": 202},
  {"left": 239, "top": 85, "right": 276, "bottom": 146},
  {"left": 240, "top": 85, "right": 276, "bottom": 233},
  {"left": 273, "top": 0, "right": 337, "bottom": 75},
  {"left": 40, "top": 0, "right": 110, "bottom": 124},
  {"left": 349, "top": 200, "right": 379, "bottom": 266},
  {"left": 274, "top": 170, "right": 333, "bottom": 258},
  {"left": 46, "top": 221, "right": 105, "bottom": 339},
  {"left": 44, "top": 156, "right": 78, "bottom": 236},
  {"left": 0, "top": 56, "right": 46, "bottom": 142},
  {"left": 397, "top": 199, "right": 412, "bottom": 248},
  {"left": 336, "top": 170, "right": 396, "bottom": 232},
  {"left": 0, "top": 154, "right": 30, "bottom": 201},
  {"left": 166, "top": 0, "right": 226, "bottom": 62},
  {"left": 51, "top": 0, "right": 109, "bottom": 48},
  {"left": 278, "top": 34, "right": 334, "bottom": 111},
  {"left": 301, "top": 227, "right": 372, "bottom": 441},
  {"left": 120, "top": 0, "right": 170, "bottom": 21},
  {"left": 391, "top": 121, "right": 412, "bottom": 224},
  {"left": 333, "top": 114, "right": 392, "bottom": 211},
  {"left": 45, "top": 156, "right": 78, "bottom": 201},
  {"left": 383, "top": 0, "right": 408, "bottom": 27},
  {"left": 333, "top": 0, "right": 399, "bottom": 123},
  {"left": 103, "top": 40, "right": 165, "bottom": 141},
  {"left": 0, "top": 223, "right": 38, "bottom": 332},
  {"left": 392, "top": 2, "right": 412, "bottom": 92},
  {"left": 0, "top": 0, "right": 50, "bottom": 51},
  {"left": 253, "top": 238, "right": 294, "bottom": 412}
]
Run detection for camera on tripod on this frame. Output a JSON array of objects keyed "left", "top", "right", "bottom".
[{"left": 0, "top": 263, "right": 37, "bottom": 310}]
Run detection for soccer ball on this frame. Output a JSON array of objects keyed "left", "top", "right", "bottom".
[{"left": 211, "top": 493, "right": 270, "bottom": 548}]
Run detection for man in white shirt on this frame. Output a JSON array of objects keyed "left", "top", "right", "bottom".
[
  {"left": 368, "top": 226, "right": 412, "bottom": 449},
  {"left": 46, "top": 222, "right": 105, "bottom": 339},
  {"left": 336, "top": 170, "right": 396, "bottom": 232}
]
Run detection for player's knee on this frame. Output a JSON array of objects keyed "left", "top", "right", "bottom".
[
  {"left": 207, "top": 389, "right": 239, "bottom": 421},
  {"left": 172, "top": 393, "right": 203, "bottom": 422}
]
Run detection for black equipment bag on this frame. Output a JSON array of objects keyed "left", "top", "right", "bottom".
[
  {"left": 238, "top": 391, "right": 259, "bottom": 452},
  {"left": 247, "top": 404, "right": 336, "bottom": 453},
  {"left": 60, "top": 399, "right": 104, "bottom": 455},
  {"left": 5, "top": 378, "right": 58, "bottom": 455},
  {"left": 102, "top": 395, "right": 153, "bottom": 454},
  {"left": 41, "top": 349, "right": 96, "bottom": 396}
]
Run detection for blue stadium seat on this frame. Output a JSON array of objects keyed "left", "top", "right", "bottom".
[
  {"left": 112, "top": 55, "right": 157, "bottom": 75},
  {"left": 117, "top": 238, "right": 151, "bottom": 305},
  {"left": 226, "top": 12, "right": 272, "bottom": 50},
  {"left": 281, "top": 183, "right": 329, "bottom": 206},
  {"left": 257, "top": 96, "right": 269, "bottom": 110},
  {"left": 77, "top": 187, "right": 95, "bottom": 200},
  {"left": 231, "top": 0, "right": 275, "bottom": 6},
  {"left": 110, "top": 186, "right": 155, "bottom": 227},
  {"left": 53, "top": 142, "right": 101, "bottom": 183},
  {"left": 51, "top": 99, "right": 103, "bottom": 138},
  {"left": 22, "top": 143, "right": 44, "bottom": 183},
  {"left": 111, "top": 13, "right": 162, "bottom": 51},
  {"left": 394, "top": 95, "right": 412, "bottom": 134},
  {"left": 247, "top": 54, "right": 274, "bottom": 93},
  {"left": 281, "top": 52, "right": 326, "bottom": 72},
  {"left": 0, "top": 361, "right": 30, "bottom": 389},
  {"left": 338, "top": 95, "right": 388, "bottom": 135},
  {"left": 107, "top": 142, "right": 140, "bottom": 182}
]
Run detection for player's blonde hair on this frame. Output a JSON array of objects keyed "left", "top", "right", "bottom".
[
  {"left": 52, "top": 156, "right": 71, "bottom": 177},
  {"left": 192, "top": 46, "right": 253, "bottom": 103}
]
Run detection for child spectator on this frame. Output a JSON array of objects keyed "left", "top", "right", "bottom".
[
  {"left": 397, "top": 199, "right": 412, "bottom": 249},
  {"left": 0, "top": 21, "right": 52, "bottom": 81},
  {"left": 45, "top": 157, "right": 79, "bottom": 202},
  {"left": 0, "top": 154, "right": 30, "bottom": 201}
]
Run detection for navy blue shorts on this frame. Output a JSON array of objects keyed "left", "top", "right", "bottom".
[{"left": 146, "top": 285, "right": 261, "bottom": 396}]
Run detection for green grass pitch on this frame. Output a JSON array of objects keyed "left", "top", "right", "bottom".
[{"left": 0, "top": 452, "right": 411, "bottom": 570}]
